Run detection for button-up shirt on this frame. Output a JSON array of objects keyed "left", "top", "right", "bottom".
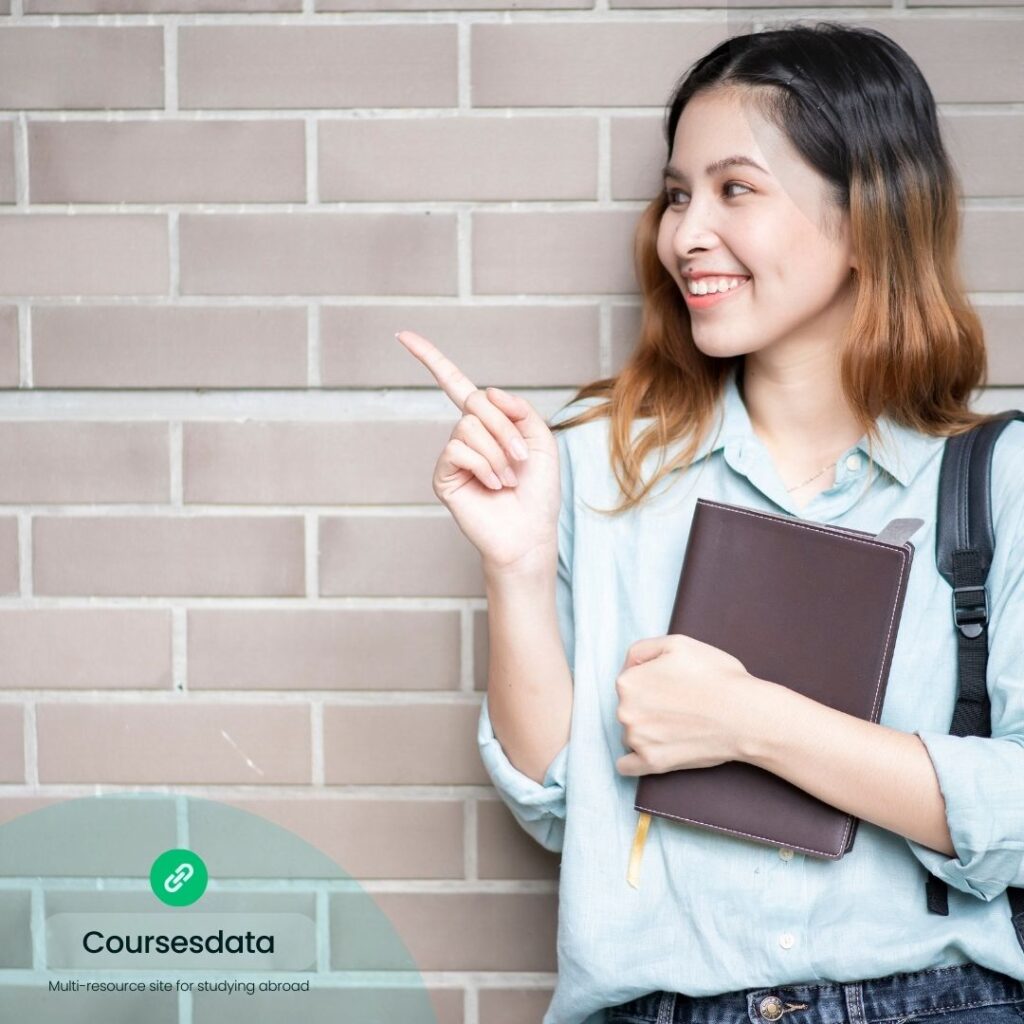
[{"left": 477, "top": 361, "right": 1024, "bottom": 1024}]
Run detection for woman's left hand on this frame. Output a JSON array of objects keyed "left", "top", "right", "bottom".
[{"left": 614, "top": 633, "right": 772, "bottom": 775}]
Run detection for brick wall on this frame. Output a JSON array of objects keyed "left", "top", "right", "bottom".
[{"left": 0, "top": 2, "right": 1021, "bottom": 1022}]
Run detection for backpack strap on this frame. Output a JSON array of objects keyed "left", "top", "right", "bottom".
[{"left": 932, "top": 410, "right": 1024, "bottom": 958}]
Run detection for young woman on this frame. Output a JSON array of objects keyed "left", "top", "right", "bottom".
[{"left": 398, "top": 21, "right": 1024, "bottom": 1024}]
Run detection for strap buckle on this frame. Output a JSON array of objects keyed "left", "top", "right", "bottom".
[{"left": 952, "top": 584, "right": 988, "bottom": 639}]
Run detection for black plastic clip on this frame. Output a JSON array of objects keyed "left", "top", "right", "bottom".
[{"left": 952, "top": 584, "right": 988, "bottom": 639}]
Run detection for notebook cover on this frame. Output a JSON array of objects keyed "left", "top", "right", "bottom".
[{"left": 632, "top": 499, "right": 915, "bottom": 859}]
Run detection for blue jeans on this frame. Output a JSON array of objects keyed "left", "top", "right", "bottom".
[{"left": 606, "top": 962, "right": 1024, "bottom": 1024}]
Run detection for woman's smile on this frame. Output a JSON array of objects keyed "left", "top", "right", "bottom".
[{"left": 682, "top": 275, "right": 751, "bottom": 310}]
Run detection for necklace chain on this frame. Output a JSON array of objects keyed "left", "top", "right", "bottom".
[
  {"left": 785, "top": 460, "right": 836, "bottom": 492},
  {"left": 738, "top": 383, "right": 847, "bottom": 493}
]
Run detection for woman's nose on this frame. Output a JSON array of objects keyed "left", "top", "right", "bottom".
[
  {"left": 673, "top": 223, "right": 718, "bottom": 259},
  {"left": 669, "top": 206, "right": 719, "bottom": 257}
]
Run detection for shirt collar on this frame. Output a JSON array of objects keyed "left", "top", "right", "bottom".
[{"left": 673, "top": 362, "right": 940, "bottom": 487}]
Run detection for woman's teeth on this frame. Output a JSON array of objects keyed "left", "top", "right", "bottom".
[{"left": 686, "top": 276, "right": 750, "bottom": 295}]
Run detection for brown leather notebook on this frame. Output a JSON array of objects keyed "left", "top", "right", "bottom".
[{"left": 627, "top": 498, "right": 920, "bottom": 887}]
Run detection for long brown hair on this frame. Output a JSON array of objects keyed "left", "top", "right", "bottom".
[{"left": 551, "top": 21, "right": 996, "bottom": 516}]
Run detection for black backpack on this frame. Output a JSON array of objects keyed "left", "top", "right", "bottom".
[{"left": 931, "top": 409, "right": 1024, "bottom": 956}]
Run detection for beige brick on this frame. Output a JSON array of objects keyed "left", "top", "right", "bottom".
[
  {"left": 183, "top": 420, "right": 449, "bottom": 505},
  {"left": 322, "top": 304, "right": 600, "bottom": 387},
  {"left": 0, "top": 517, "right": 17, "bottom": 595},
  {"left": 29, "top": 121, "right": 305, "bottom": 204},
  {"left": 0, "top": 797, "right": 59, "bottom": 826},
  {"left": 185, "top": 798, "right": 346, "bottom": 880},
  {"left": 37, "top": 702, "right": 311, "bottom": 783},
  {"left": 187, "top": 608, "right": 459, "bottom": 691},
  {"left": 0, "top": 121, "right": 13, "bottom": 204},
  {"left": 962, "top": 210, "right": 1024, "bottom": 292},
  {"left": 319, "top": 116, "right": 596, "bottom": 201},
  {"left": 179, "top": 213, "right": 457, "bottom": 296},
  {"left": 0, "top": 892, "right": 32, "bottom": 967},
  {"left": 471, "top": 21, "right": 734, "bottom": 107},
  {"left": 613, "top": 0, "right": 881, "bottom": 6},
  {"left": 194, "top": 987, "right": 462, "bottom": 1024},
  {"left": 478, "top": 988, "right": 556, "bottom": 1024},
  {"left": 0, "top": 304, "right": 17, "bottom": 386},
  {"left": 473, "top": 608, "right": 488, "bottom": 691},
  {"left": 29, "top": 0, "right": 295, "bottom": 11},
  {"left": 319, "top": 515, "right": 484, "bottom": 598},
  {"left": 611, "top": 302, "right": 642, "bottom": 376},
  {"left": 473, "top": 210, "right": 639, "bottom": 294},
  {"left": 982, "top": 306, "right": 1024, "bottom": 386},
  {"left": 0, "top": 216, "right": 167, "bottom": 296},
  {"left": 610, "top": 113, "right": 663, "bottom": 201},
  {"left": 323, "top": 0, "right": 584, "bottom": 9},
  {"left": 869, "top": 19, "right": 1024, "bottom": 103},
  {"left": 0, "top": 796, "right": 176, "bottom": 876},
  {"left": 323, "top": 702, "right": 488, "bottom": 785},
  {"left": 0, "top": 423, "right": 168, "bottom": 503},
  {"left": 0, "top": 28, "right": 162, "bottom": 110},
  {"left": 179, "top": 25, "right": 457, "bottom": 109},
  {"left": 329, "top": 892, "right": 557, "bottom": 971},
  {"left": 941, "top": 112, "right": 1024, "bottom": 198},
  {"left": 476, "top": 800, "right": 559, "bottom": 880},
  {"left": 33, "top": 516, "right": 305, "bottom": 597},
  {"left": 0, "top": 609, "right": 171, "bottom": 690},
  {"left": 0, "top": 704, "right": 24, "bottom": 782},
  {"left": 191, "top": 797, "right": 464, "bottom": 878},
  {"left": 33, "top": 305, "right": 307, "bottom": 388}
]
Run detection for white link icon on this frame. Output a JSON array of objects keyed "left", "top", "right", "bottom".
[{"left": 163, "top": 862, "right": 195, "bottom": 894}]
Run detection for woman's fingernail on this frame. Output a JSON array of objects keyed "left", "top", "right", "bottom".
[{"left": 510, "top": 438, "right": 529, "bottom": 461}]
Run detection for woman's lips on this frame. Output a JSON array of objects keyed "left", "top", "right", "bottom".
[{"left": 683, "top": 277, "right": 751, "bottom": 310}]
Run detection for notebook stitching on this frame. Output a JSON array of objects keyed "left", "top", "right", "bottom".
[
  {"left": 645, "top": 500, "right": 912, "bottom": 858},
  {"left": 631, "top": 802, "right": 843, "bottom": 858},
  {"left": 700, "top": 499, "right": 899, "bottom": 551}
]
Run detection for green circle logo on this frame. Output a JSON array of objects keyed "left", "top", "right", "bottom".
[{"left": 150, "top": 849, "right": 208, "bottom": 907}]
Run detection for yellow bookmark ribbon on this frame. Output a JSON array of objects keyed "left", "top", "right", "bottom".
[{"left": 627, "top": 812, "right": 651, "bottom": 889}]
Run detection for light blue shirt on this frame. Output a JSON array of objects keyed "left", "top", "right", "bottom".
[{"left": 477, "top": 361, "right": 1024, "bottom": 1024}]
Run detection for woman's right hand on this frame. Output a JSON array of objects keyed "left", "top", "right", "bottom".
[{"left": 395, "top": 330, "right": 562, "bottom": 575}]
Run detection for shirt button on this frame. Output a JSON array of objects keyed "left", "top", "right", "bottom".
[
  {"left": 758, "top": 995, "right": 785, "bottom": 1020},
  {"left": 778, "top": 847, "right": 794, "bottom": 860},
  {"left": 845, "top": 454, "right": 862, "bottom": 471},
  {"left": 779, "top": 932, "right": 796, "bottom": 949}
]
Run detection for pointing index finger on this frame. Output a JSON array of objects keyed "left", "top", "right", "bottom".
[{"left": 395, "top": 330, "right": 478, "bottom": 411}]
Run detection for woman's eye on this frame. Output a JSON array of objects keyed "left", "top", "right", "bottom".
[{"left": 665, "top": 182, "right": 750, "bottom": 204}]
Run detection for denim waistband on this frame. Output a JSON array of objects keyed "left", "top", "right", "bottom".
[{"left": 611, "top": 961, "right": 1024, "bottom": 1024}]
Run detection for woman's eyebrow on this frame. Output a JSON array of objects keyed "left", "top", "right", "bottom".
[{"left": 662, "top": 155, "right": 770, "bottom": 181}]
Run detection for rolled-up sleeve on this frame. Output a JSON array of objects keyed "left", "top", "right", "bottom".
[
  {"left": 476, "top": 406, "right": 579, "bottom": 853},
  {"left": 906, "top": 732, "right": 1024, "bottom": 900},
  {"left": 478, "top": 692, "right": 570, "bottom": 853},
  {"left": 905, "top": 485, "right": 1024, "bottom": 901}
]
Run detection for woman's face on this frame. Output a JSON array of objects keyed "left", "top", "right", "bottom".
[{"left": 656, "top": 87, "right": 858, "bottom": 365}]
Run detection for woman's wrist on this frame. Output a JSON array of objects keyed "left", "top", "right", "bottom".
[{"left": 482, "top": 541, "right": 558, "bottom": 588}]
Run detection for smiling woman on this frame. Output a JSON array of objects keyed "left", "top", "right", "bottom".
[
  {"left": 460, "top": 18, "right": 1024, "bottom": 1024},
  {"left": 516, "top": 18, "right": 1024, "bottom": 1024},
  {"left": 554, "top": 22, "right": 997, "bottom": 515}
]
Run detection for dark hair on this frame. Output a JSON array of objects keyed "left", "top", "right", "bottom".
[{"left": 552, "top": 21, "right": 994, "bottom": 515}]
